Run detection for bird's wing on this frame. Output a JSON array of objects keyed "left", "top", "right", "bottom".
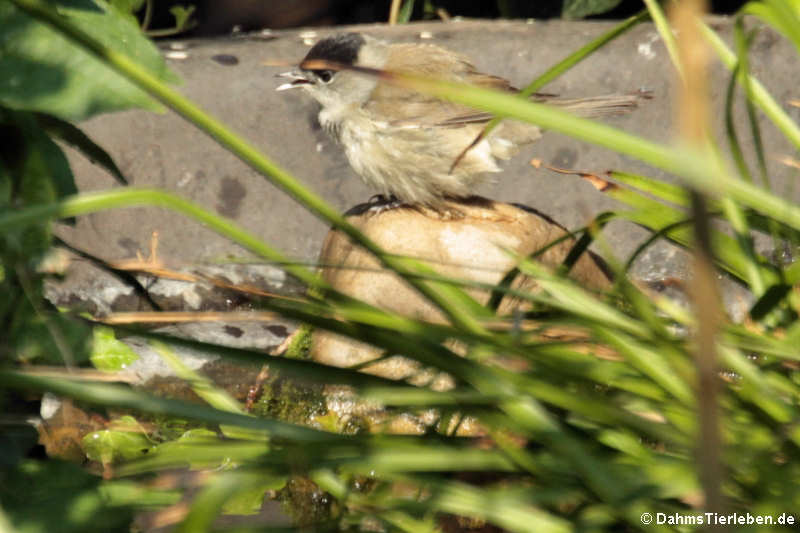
[
  {"left": 364, "top": 43, "right": 515, "bottom": 128},
  {"left": 363, "top": 42, "right": 646, "bottom": 130},
  {"left": 414, "top": 92, "right": 646, "bottom": 128}
]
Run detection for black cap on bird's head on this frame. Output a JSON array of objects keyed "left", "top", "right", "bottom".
[
  {"left": 276, "top": 33, "right": 366, "bottom": 89},
  {"left": 304, "top": 33, "right": 365, "bottom": 69}
]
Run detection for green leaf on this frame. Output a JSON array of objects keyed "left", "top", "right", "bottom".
[
  {"left": 221, "top": 475, "right": 285, "bottom": 515},
  {"left": 0, "top": 0, "right": 174, "bottom": 121},
  {"left": 8, "top": 307, "right": 91, "bottom": 364},
  {"left": 98, "top": 480, "right": 181, "bottom": 507},
  {"left": 168, "top": 4, "right": 194, "bottom": 29},
  {"left": 172, "top": 472, "right": 287, "bottom": 533},
  {"left": 130, "top": 429, "right": 265, "bottom": 472},
  {"left": 81, "top": 416, "right": 153, "bottom": 464},
  {"left": 3, "top": 110, "right": 77, "bottom": 205},
  {"left": 90, "top": 326, "right": 139, "bottom": 371},
  {"left": 34, "top": 112, "right": 128, "bottom": 185},
  {"left": 107, "top": 0, "right": 145, "bottom": 15},
  {"left": 397, "top": 0, "right": 415, "bottom": 23},
  {"left": 742, "top": 0, "right": 800, "bottom": 55},
  {"left": 0, "top": 109, "right": 76, "bottom": 256},
  {"left": 0, "top": 460, "right": 135, "bottom": 533},
  {"left": 106, "top": 0, "right": 145, "bottom": 27},
  {"left": 562, "top": 0, "right": 622, "bottom": 19}
]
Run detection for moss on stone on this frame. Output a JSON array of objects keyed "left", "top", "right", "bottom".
[
  {"left": 250, "top": 372, "right": 327, "bottom": 426},
  {"left": 277, "top": 476, "right": 340, "bottom": 527},
  {"left": 285, "top": 323, "right": 313, "bottom": 360}
]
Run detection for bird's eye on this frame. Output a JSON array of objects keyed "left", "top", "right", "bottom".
[{"left": 315, "top": 70, "right": 334, "bottom": 83}]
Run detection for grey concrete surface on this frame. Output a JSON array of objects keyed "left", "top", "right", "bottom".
[{"left": 58, "top": 18, "right": 799, "bottom": 278}]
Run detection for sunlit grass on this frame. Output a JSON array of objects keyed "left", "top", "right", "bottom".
[{"left": 3, "top": 0, "right": 800, "bottom": 531}]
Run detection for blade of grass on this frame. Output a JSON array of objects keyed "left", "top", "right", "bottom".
[
  {"left": 9, "top": 0, "right": 490, "bottom": 337},
  {"left": 718, "top": 345, "right": 799, "bottom": 433},
  {"left": 176, "top": 472, "right": 257, "bottom": 533},
  {"left": 714, "top": 25, "right": 769, "bottom": 299},
  {"left": 525, "top": 344, "right": 671, "bottom": 401},
  {"left": 352, "top": 472, "right": 573, "bottom": 533},
  {"left": 607, "top": 170, "right": 688, "bottom": 206},
  {"left": 398, "top": 0, "right": 415, "bottom": 23},
  {"left": 642, "top": 0, "right": 683, "bottom": 78},
  {"left": 723, "top": 57, "right": 755, "bottom": 183},
  {"left": 0, "top": 370, "right": 338, "bottom": 442},
  {"left": 510, "top": 253, "right": 655, "bottom": 339},
  {"left": 722, "top": 324, "right": 800, "bottom": 360},
  {"left": 742, "top": 0, "right": 800, "bottom": 54},
  {"left": 487, "top": 220, "right": 605, "bottom": 312},
  {"left": 149, "top": 340, "right": 268, "bottom": 440},
  {"left": 703, "top": 20, "right": 800, "bottom": 150},
  {"left": 592, "top": 329, "right": 694, "bottom": 405},
  {"left": 607, "top": 184, "right": 775, "bottom": 285},
  {"left": 495, "top": 396, "right": 663, "bottom": 530},
  {"left": 733, "top": 19, "right": 770, "bottom": 188},
  {"left": 502, "top": 372, "right": 685, "bottom": 445},
  {"left": 719, "top": 196, "right": 766, "bottom": 297},
  {"left": 452, "top": 9, "right": 650, "bottom": 171},
  {"left": 121, "top": 435, "right": 519, "bottom": 476},
  {"left": 316, "top": 59, "right": 800, "bottom": 231},
  {"left": 0, "top": 190, "right": 496, "bottom": 352},
  {"left": 732, "top": 17, "right": 791, "bottom": 276},
  {"left": 264, "top": 441, "right": 520, "bottom": 476},
  {"left": 34, "top": 113, "right": 128, "bottom": 185}
]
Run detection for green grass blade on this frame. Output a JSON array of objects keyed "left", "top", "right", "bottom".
[
  {"left": 459, "top": 9, "right": 649, "bottom": 167},
  {"left": 521, "top": 9, "right": 650, "bottom": 96},
  {"left": 593, "top": 329, "right": 694, "bottom": 405},
  {"left": 733, "top": 19, "right": 770, "bottom": 188},
  {"left": 9, "top": 0, "right": 489, "bottom": 337},
  {"left": 742, "top": 0, "right": 800, "bottom": 54},
  {"left": 0, "top": 371, "right": 337, "bottom": 442},
  {"left": 703, "top": 21, "right": 800, "bottom": 150},
  {"left": 608, "top": 170, "right": 688, "bottom": 206},
  {"left": 724, "top": 60, "right": 755, "bottom": 183},
  {"left": 510, "top": 253, "right": 651, "bottom": 338},
  {"left": 642, "top": 0, "right": 683, "bottom": 78}
]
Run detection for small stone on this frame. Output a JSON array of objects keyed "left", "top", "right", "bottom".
[{"left": 311, "top": 197, "right": 611, "bottom": 380}]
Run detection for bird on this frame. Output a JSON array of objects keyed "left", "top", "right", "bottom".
[{"left": 277, "top": 32, "right": 644, "bottom": 212}]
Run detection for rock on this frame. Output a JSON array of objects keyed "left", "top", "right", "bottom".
[
  {"left": 44, "top": 255, "right": 303, "bottom": 315},
  {"left": 310, "top": 197, "right": 611, "bottom": 380}
]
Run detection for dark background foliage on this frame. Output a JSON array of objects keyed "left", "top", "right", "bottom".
[{"left": 144, "top": 0, "right": 748, "bottom": 36}]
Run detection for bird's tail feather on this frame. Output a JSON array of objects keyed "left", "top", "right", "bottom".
[{"left": 538, "top": 90, "right": 652, "bottom": 118}]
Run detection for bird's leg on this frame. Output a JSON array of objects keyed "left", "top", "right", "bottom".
[
  {"left": 363, "top": 195, "right": 465, "bottom": 220},
  {"left": 364, "top": 194, "right": 407, "bottom": 216}
]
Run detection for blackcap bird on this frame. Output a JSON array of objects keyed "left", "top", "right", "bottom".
[{"left": 277, "top": 33, "right": 644, "bottom": 210}]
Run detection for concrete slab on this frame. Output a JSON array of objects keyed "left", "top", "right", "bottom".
[{"left": 58, "top": 18, "right": 799, "bottom": 275}]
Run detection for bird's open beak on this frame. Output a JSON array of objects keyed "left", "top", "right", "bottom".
[{"left": 275, "top": 70, "right": 312, "bottom": 91}]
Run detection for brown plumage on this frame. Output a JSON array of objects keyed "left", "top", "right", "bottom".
[{"left": 277, "top": 33, "right": 644, "bottom": 208}]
